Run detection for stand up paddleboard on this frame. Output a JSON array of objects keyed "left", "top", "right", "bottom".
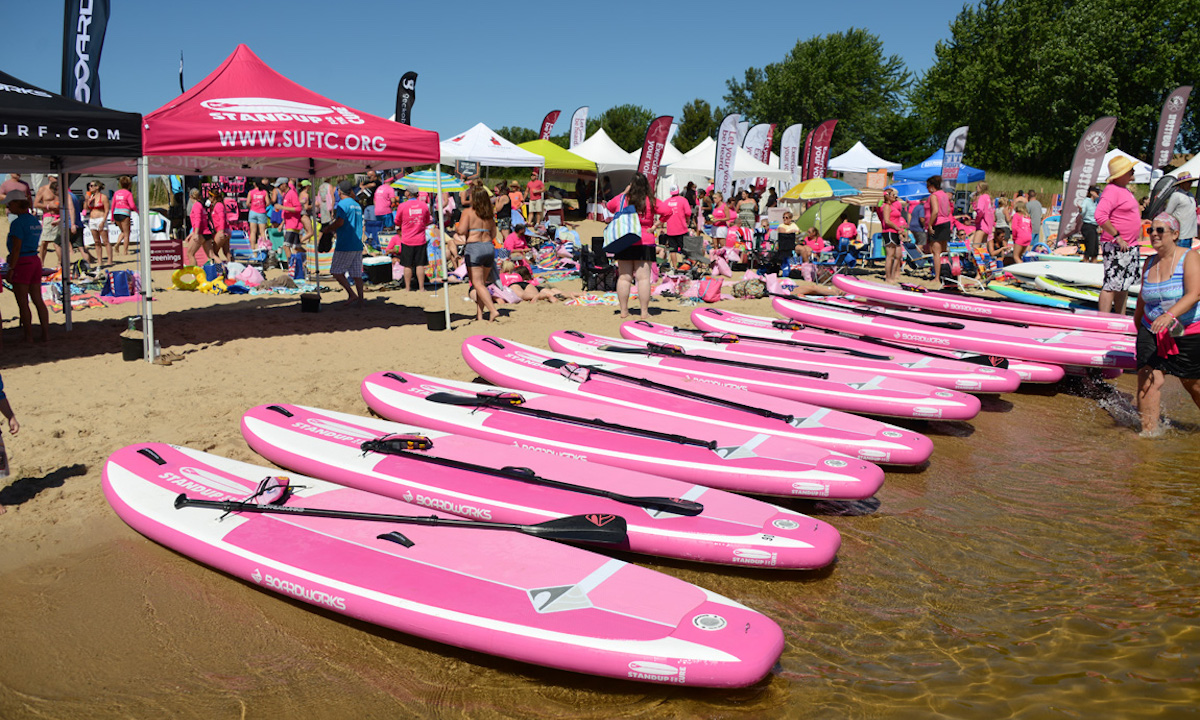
[
  {"left": 241, "top": 404, "right": 842, "bottom": 569},
  {"left": 361, "top": 371, "right": 885, "bottom": 500},
  {"left": 460, "top": 335, "right": 933, "bottom": 466},
  {"left": 547, "top": 330, "right": 981, "bottom": 421},
  {"left": 104, "top": 443, "right": 784, "bottom": 687}
]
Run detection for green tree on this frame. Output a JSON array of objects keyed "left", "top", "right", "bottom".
[
  {"left": 675, "top": 99, "right": 721, "bottom": 152},
  {"left": 593, "top": 104, "right": 657, "bottom": 152},
  {"left": 724, "top": 28, "right": 911, "bottom": 156},
  {"left": 910, "top": 0, "right": 1200, "bottom": 173},
  {"left": 494, "top": 126, "right": 538, "bottom": 145}
]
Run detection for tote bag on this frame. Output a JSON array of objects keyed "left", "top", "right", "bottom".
[{"left": 603, "top": 197, "right": 643, "bottom": 255}]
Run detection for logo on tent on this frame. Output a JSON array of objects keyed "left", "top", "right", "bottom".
[
  {"left": 201, "top": 97, "right": 335, "bottom": 117},
  {"left": 489, "top": 136, "right": 501, "bottom": 146}
]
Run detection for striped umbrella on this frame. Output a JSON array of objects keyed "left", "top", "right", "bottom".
[
  {"left": 391, "top": 170, "right": 466, "bottom": 192},
  {"left": 779, "top": 177, "right": 860, "bottom": 201}
]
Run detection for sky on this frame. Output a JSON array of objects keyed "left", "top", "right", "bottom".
[{"left": 8, "top": 0, "right": 973, "bottom": 141}]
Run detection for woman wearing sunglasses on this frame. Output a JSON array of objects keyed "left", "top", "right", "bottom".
[{"left": 1134, "top": 213, "right": 1200, "bottom": 436}]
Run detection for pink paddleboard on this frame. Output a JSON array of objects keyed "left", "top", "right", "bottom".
[
  {"left": 689, "top": 307, "right": 1067, "bottom": 385},
  {"left": 547, "top": 330, "right": 981, "bottom": 421},
  {"left": 774, "top": 297, "right": 1135, "bottom": 370},
  {"left": 620, "top": 319, "right": 1021, "bottom": 394},
  {"left": 832, "top": 275, "right": 1135, "bottom": 335},
  {"left": 361, "top": 371, "right": 884, "bottom": 500},
  {"left": 104, "top": 444, "right": 784, "bottom": 687},
  {"left": 242, "top": 404, "right": 841, "bottom": 568},
  {"left": 461, "top": 335, "right": 932, "bottom": 466}
]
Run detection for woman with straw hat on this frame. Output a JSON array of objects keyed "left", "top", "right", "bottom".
[{"left": 1094, "top": 155, "right": 1142, "bottom": 314}]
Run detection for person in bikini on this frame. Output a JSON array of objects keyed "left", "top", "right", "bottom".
[{"left": 85, "top": 181, "right": 112, "bottom": 267}]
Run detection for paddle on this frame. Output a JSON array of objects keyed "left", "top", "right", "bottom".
[
  {"left": 360, "top": 434, "right": 704, "bottom": 516},
  {"left": 817, "top": 328, "right": 1010, "bottom": 369},
  {"left": 596, "top": 341, "right": 832, "bottom": 380},
  {"left": 424, "top": 391, "right": 719, "bottom": 450},
  {"left": 647, "top": 320, "right": 894, "bottom": 361},
  {"left": 174, "top": 494, "right": 630, "bottom": 546},
  {"left": 772, "top": 293, "right": 967, "bottom": 330},
  {"left": 542, "top": 358, "right": 797, "bottom": 424}
]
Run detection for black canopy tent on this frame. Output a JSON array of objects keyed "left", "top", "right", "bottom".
[{"left": 0, "top": 70, "right": 142, "bottom": 332}]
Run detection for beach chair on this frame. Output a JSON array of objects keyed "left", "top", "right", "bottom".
[
  {"left": 944, "top": 244, "right": 1005, "bottom": 293},
  {"left": 266, "top": 228, "right": 288, "bottom": 270},
  {"left": 864, "top": 233, "right": 886, "bottom": 267},
  {"left": 901, "top": 235, "right": 931, "bottom": 275},
  {"left": 229, "top": 231, "right": 258, "bottom": 265}
]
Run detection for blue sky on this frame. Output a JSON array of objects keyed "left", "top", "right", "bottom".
[{"left": 9, "top": 0, "right": 971, "bottom": 140}]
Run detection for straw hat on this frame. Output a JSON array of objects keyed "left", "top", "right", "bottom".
[{"left": 1107, "top": 155, "right": 1136, "bottom": 181}]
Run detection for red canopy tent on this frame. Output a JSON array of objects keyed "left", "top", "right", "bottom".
[{"left": 109, "top": 45, "right": 443, "bottom": 356}]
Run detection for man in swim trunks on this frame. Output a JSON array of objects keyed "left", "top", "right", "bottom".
[
  {"left": 322, "top": 180, "right": 365, "bottom": 307},
  {"left": 393, "top": 184, "right": 432, "bottom": 292}
]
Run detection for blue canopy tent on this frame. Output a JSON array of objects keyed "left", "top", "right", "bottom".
[{"left": 893, "top": 148, "right": 985, "bottom": 184}]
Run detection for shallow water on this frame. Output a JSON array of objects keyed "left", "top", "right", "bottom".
[{"left": 1, "top": 376, "right": 1197, "bottom": 719}]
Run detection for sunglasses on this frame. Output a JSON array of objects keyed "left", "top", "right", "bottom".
[{"left": 1148, "top": 227, "right": 1171, "bottom": 235}]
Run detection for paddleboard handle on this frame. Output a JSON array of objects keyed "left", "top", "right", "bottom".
[
  {"left": 543, "top": 358, "right": 796, "bottom": 424},
  {"left": 174, "top": 494, "right": 631, "bottom": 546}
]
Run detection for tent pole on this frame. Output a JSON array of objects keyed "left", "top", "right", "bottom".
[
  {"left": 138, "top": 156, "right": 154, "bottom": 362},
  {"left": 56, "top": 161, "right": 72, "bottom": 332}
]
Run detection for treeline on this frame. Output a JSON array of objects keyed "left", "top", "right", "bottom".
[{"left": 496, "top": 0, "right": 1197, "bottom": 174}]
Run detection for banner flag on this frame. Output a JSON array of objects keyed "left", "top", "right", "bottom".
[
  {"left": 714, "top": 113, "right": 741, "bottom": 198},
  {"left": 569, "top": 106, "right": 588, "bottom": 148},
  {"left": 939, "top": 126, "right": 969, "bottom": 193},
  {"left": 539, "top": 110, "right": 561, "bottom": 140},
  {"left": 637, "top": 115, "right": 673, "bottom": 191},
  {"left": 748, "top": 123, "right": 775, "bottom": 194},
  {"left": 800, "top": 128, "right": 815, "bottom": 181},
  {"left": 178, "top": 52, "right": 185, "bottom": 94},
  {"left": 395, "top": 72, "right": 418, "bottom": 125},
  {"left": 1061, "top": 116, "right": 1118, "bottom": 237},
  {"left": 1153, "top": 86, "right": 1192, "bottom": 169},
  {"left": 779, "top": 123, "right": 803, "bottom": 193},
  {"left": 808, "top": 120, "right": 838, "bottom": 180},
  {"left": 62, "top": 0, "right": 110, "bottom": 105}
]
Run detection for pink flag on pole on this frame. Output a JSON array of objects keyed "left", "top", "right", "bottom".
[
  {"left": 637, "top": 115, "right": 673, "bottom": 190},
  {"left": 808, "top": 120, "right": 838, "bottom": 180},
  {"left": 539, "top": 110, "right": 561, "bottom": 140}
]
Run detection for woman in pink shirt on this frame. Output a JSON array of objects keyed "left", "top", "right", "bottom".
[
  {"left": 1010, "top": 200, "right": 1032, "bottom": 263},
  {"left": 880, "top": 188, "right": 907, "bottom": 284},
  {"left": 710, "top": 192, "right": 729, "bottom": 243},
  {"left": 184, "top": 188, "right": 214, "bottom": 266},
  {"left": 1094, "top": 156, "right": 1143, "bottom": 314},
  {"left": 925, "top": 176, "right": 953, "bottom": 286},
  {"left": 247, "top": 179, "right": 271, "bottom": 251},
  {"left": 969, "top": 181, "right": 995, "bottom": 252},
  {"left": 209, "top": 189, "right": 231, "bottom": 261},
  {"left": 605, "top": 172, "right": 657, "bottom": 319},
  {"left": 111, "top": 175, "right": 137, "bottom": 257}
]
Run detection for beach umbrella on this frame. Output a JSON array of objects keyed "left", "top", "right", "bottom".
[
  {"left": 392, "top": 169, "right": 466, "bottom": 192},
  {"left": 779, "top": 177, "right": 860, "bottom": 202},
  {"left": 888, "top": 181, "right": 929, "bottom": 200}
]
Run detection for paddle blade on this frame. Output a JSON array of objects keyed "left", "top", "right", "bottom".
[
  {"left": 635, "top": 497, "right": 705, "bottom": 517},
  {"left": 526, "top": 514, "right": 629, "bottom": 545}
]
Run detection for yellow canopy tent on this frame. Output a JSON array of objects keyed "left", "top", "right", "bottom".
[{"left": 517, "top": 140, "right": 597, "bottom": 173}]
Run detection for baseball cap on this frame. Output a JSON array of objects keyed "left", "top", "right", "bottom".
[
  {"left": 4, "top": 190, "right": 28, "bottom": 204},
  {"left": 337, "top": 179, "right": 355, "bottom": 196},
  {"left": 669, "top": 184, "right": 680, "bottom": 195},
  {"left": 274, "top": 177, "right": 289, "bottom": 187},
  {"left": 405, "top": 184, "right": 418, "bottom": 194}
]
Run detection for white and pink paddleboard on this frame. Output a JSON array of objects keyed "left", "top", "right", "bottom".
[
  {"left": 242, "top": 404, "right": 841, "bottom": 569},
  {"left": 104, "top": 444, "right": 784, "bottom": 687},
  {"left": 619, "top": 319, "right": 1021, "bottom": 394},
  {"left": 362, "top": 371, "right": 884, "bottom": 500},
  {"left": 774, "top": 297, "right": 1136, "bottom": 370},
  {"left": 831, "top": 275, "right": 1135, "bottom": 335},
  {"left": 689, "top": 307, "right": 1067, "bottom": 385},
  {"left": 461, "top": 335, "right": 933, "bottom": 467},
  {"left": 547, "top": 330, "right": 981, "bottom": 421}
]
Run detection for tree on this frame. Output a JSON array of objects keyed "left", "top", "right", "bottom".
[
  {"left": 494, "top": 126, "right": 538, "bottom": 145},
  {"left": 593, "top": 104, "right": 657, "bottom": 152},
  {"left": 724, "top": 28, "right": 911, "bottom": 156},
  {"left": 910, "top": 0, "right": 1200, "bottom": 173},
  {"left": 675, "top": 99, "right": 721, "bottom": 153}
]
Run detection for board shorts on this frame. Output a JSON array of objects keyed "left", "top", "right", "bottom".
[
  {"left": 398, "top": 243, "right": 428, "bottom": 268},
  {"left": 1136, "top": 323, "right": 1200, "bottom": 379},
  {"left": 249, "top": 211, "right": 270, "bottom": 225},
  {"left": 660, "top": 233, "right": 686, "bottom": 252},
  {"left": 931, "top": 221, "right": 952, "bottom": 245},
  {"left": 614, "top": 244, "right": 655, "bottom": 262},
  {"left": 113, "top": 209, "right": 130, "bottom": 219},
  {"left": 329, "top": 250, "right": 363, "bottom": 277},
  {"left": 882, "top": 231, "right": 903, "bottom": 246},
  {"left": 464, "top": 241, "right": 495, "bottom": 269},
  {"left": 283, "top": 231, "right": 302, "bottom": 249},
  {"left": 10, "top": 255, "right": 42, "bottom": 285},
  {"left": 1101, "top": 243, "right": 1141, "bottom": 291},
  {"left": 527, "top": 199, "right": 543, "bottom": 213},
  {"left": 39, "top": 217, "right": 59, "bottom": 245}
]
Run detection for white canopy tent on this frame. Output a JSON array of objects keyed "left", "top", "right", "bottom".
[
  {"left": 1062, "top": 148, "right": 1156, "bottom": 184},
  {"left": 569, "top": 128, "right": 638, "bottom": 172},
  {"left": 440, "top": 122, "right": 545, "bottom": 168},
  {"left": 664, "top": 137, "right": 792, "bottom": 181},
  {"left": 827, "top": 141, "right": 902, "bottom": 173}
]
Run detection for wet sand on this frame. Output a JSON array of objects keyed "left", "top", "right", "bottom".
[{"left": 1, "top": 250, "right": 1198, "bottom": 718}]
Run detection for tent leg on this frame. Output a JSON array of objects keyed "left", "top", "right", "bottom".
[
  {"left": 435, "top": 173, "right": 450, "bottom": 330},
  {"left": 138, "top": 156, "right": 154, "bottom": 362},
  {"left": 56, "top": 162, "right": 72, "bottom": 332}
]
